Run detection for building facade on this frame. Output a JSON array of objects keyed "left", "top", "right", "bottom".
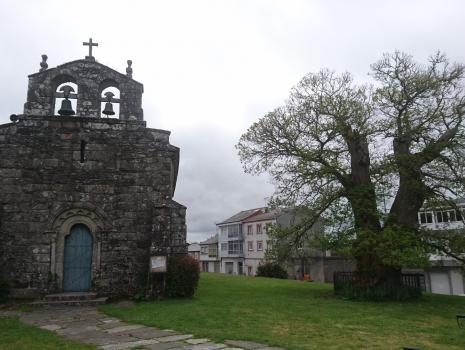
[
  {"left": 414, "top": 200, "right": 465, "bottom": 296},
  {"left": 0, "top": 46, "right": 186, "bottom": 298},
  {"left": 217, "top": 207, "right": 353, "bottom": 281},
  {"left": 243, "top": 212, "right": 274, "bottom": 276},
  {"left": 217, "top": 209, "right": 263, "bottom": 274},
  {"left": 199, "top": 235, "right": 220, "bottom": 272},
  {"left": 188, "top": 243, "right": 200, "bottom": 262}
]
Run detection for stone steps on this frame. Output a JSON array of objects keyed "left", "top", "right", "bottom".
[
  {"left": 44, "top": 292, "right": 98, "bottom": 301},
  {"left": 31, "top": 292, "right": 108, "bottom": 306},
  {"left": 31, "top": 297, "right": 108, "bottom": 307}
]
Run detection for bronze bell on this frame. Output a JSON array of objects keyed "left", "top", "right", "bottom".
[
  {"left": 58, "top": 85, "right": 75, "bottom": 116},
  {"left": 58, "top": 99, "right": 75, "bottom": 116},
  {"left": 102, "top": 102, "right": 115, "bottom": 116},
  {"left": 102, "top": 91, "right": 115, "bottom": 116}
]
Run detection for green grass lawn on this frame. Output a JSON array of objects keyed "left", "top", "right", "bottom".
[
  {"left": 0, "top": 316, "right": 95, "bottom": 350},
  {"left": 101, "top": 273, "right": 465, "bottom": 350}
]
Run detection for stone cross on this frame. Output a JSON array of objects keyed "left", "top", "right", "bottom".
[{"left": 83, "top": 38, "right": 98, "bottom": 60}]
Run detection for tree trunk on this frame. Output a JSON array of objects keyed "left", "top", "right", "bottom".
[
  {"left": 344, "top": 133, "right": 388, "bottom": 280},
  {"left": 387, "top": 136, "right": 426, "bottom": 229}
]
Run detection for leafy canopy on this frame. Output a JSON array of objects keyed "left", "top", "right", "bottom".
[{"left": 237, "top": 52, "right": 465, "bottom": 268}]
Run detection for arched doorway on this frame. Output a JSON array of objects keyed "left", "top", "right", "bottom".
[{"left": 63, "top": 224, "right": 93, "bottom": 292}]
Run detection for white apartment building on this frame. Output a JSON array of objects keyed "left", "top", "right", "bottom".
[
  {"left": 199, "top": 234, "right": 220, "bottom": 273},
  {"left": 414, "top": 199, "right": 465, "bottom": 296},
  {"left": 217, "top": 208, "right": 263, "bottom": 274}
]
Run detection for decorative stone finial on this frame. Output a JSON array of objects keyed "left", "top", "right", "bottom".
[
  {"left": 40, "top": 54, "right": 48, "bottom": 72},
  {"left": 126, "top": 60, "right": 133, "bottom": 78}
]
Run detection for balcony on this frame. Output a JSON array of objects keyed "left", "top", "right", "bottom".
[{"left": 220, "top": 240, "right": 244, "bottom": 258}]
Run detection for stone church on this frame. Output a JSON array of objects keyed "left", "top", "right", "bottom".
[{"left": 0, "top": 40, "right": 187, "bottom": 299}]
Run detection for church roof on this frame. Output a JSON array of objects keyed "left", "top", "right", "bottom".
[{"left": 28, "top": 59, "right": 143, "bottom": 88}]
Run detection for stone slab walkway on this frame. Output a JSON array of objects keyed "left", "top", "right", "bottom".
[{"left": 3, "top": 306, "right": 285, "bottom": 350}]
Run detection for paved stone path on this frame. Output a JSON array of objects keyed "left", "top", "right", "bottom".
[{"left": 3, "top": 306, "right": 285, "bottom": 350}]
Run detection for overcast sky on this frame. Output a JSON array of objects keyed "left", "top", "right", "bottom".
[{"left": 1, "top": 0, "right": 465, "bottom": 242}]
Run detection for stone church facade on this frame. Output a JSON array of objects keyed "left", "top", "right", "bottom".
[{"left": 0, "top": 45, "right": 186, "bottom": 298}]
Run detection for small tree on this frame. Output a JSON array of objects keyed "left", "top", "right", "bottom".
[{"left": 237, "top": 52, "right": 465, "bottom": 290}]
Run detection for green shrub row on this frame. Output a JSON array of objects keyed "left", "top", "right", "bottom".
[{"left": 256, "top": 262, "right": 288, "bottom": 279}]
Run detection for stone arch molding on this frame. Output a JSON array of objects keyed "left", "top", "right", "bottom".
[
  {"left": 50, "top": 207, "right": 105, "bottom": 233},
  {"left": 49, "top": 207, "right": 106, "bottom": 292}
]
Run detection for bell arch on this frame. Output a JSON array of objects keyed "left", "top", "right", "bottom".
[
  {"left": 100, "top": 79, "right": 120, "bottom": 118},
  {"left": 53, "top": 75, "right": 78, "bottom": 116}
]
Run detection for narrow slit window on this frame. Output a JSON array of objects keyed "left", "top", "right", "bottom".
[{"left": 80, "top": 140, "right": 86, "bottom": 163}]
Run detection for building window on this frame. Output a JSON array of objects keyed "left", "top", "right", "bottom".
[
  {"left": 247, "top": 225, "right": 253, "bottom": 235},
  {"left": 202, "top": 261, "right": 209, "bottom": 272},
  {"left": 257, "top": 240, "right": 263, "bottom": 251},
  {"left": 419, "top": 212, "right": 433, "bottom": 224},
  {"left": 247, "top": 241, "right": 254, "bottom": 251},
  {"left": 228, "top": 240, "right": 243, "bottom": 255},
  {"left": 201, "top": 246, "right": 208, "bottom": 255},
  {"left": 226, "top": 224, "right": 241, "bottom": 238},
  {"left": 208, "top": 245, "right": 218, "bottom": 258},
  {"left": 257, "top": 224, "right": 262, "bottom": 234},
  {"left": 436, "top": 211, "right": 443, "bottom": 223},
  {"left": 221, "top": 243, "right": 227, "bottom": 251},
  {"left": 247, "top": 266, "right": 253, "bottom": 275},
  {"left": 265, "top": 223, "right": 272, "bottom": 233},
  {"left": 266, "top": 240, "right": 272, "bottom": 250},
  {"left": 435, "top": 209, "right": 463, "bottom": 223}
]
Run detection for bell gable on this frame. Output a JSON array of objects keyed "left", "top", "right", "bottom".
[{"left": 24, "top": 59, "right": 144, "bottom": 120}]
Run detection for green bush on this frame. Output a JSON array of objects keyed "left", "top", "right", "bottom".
[
  {"left": 166, "top": 255, "right": 200, "bottom": 298},
  {"left": 0, "top": 275, "right": 9, "bottom": 303},
  {"left": 256, "top": 262, "right": 288, "bottom": 279}
]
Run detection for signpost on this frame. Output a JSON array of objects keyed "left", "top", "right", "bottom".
[{"left": 150, "top": 256, "right": 167, "bottom": 273}]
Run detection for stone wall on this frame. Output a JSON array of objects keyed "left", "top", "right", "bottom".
[
  {"left": 0, "top": 115, "right": 186, "bottom": 298},
  {"left": 287, "top": 256, "right": 355, "bottom": 282}
]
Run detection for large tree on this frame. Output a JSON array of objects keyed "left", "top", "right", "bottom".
[{"left": 237, "top": 52, "right": 465, "bottom": 283}]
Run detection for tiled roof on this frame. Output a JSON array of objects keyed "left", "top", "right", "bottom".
[
  {"left": 422, "top": 197, "right": 465, "bottom": 209},
  {"left": 200, "top": 234, "right": 218, "bottom": 245},
  {"left": 243, "top": 209, "right": 281, "bottom": 222},
  {"left": 188, "top": 243, "right": 200, "bottom": 252},
  {"left": 217, "top": 208, "right": 265, "bottom": 225}
]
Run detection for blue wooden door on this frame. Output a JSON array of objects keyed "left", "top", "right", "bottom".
[{"left": 63, "top": 224, "right": 93, "bottom": 292}]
